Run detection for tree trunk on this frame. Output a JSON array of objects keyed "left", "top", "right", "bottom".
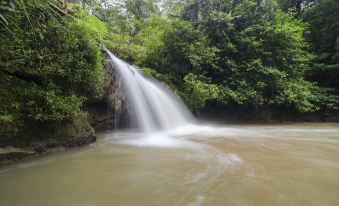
[{"left": 201, "top": 0, "right": 207, "bottom": 19}]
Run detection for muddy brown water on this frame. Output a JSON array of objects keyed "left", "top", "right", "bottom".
[{"left": 1, "top": 123, "right": 339, "bottom": 206}]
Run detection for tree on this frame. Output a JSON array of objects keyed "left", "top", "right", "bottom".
[
  {"left": 278, "top": 0, "right": 315, "bottom": 16},
  {"left": 149, "top": 0, "right": 325, "bottom": 112},
  {"left": 124, "top": 0, "right": 159, "bottom": 20},
  {"left": 302, "top": 0, "right": 339, "bottom": 93}
]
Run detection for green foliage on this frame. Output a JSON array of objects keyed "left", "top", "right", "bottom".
[
  {"left": 183, "top": 73, "right": 219, "bottom": 110},
  {"left": 277, "top": 0, "right": 315, "bottom": 15},
  {"left": 0, "top": 0, "right": 103, "bottom": 124},
  {"left": 302, "top": 0, "right": 339, "bottom": 93},
  {"left": 142, "top": 67, "right": 158, "bottom": 77},
  {"left": 147, "top": 0, "right": 323, "bottom": 112},
  {"left": 1, "top": 0, "right": 339, "bottom": 129},
  {"left": 92, "top": 0, "right": 338, "bottom": 114},
  {"left": 133, "top": 17, "right": 172, "bottom": 64},
  {"left": 18, "top": 82, "right": 86, "bottom": 121},
  {"left": 0, "top": 114, "right": 14, "bottom": 122},
  {"left": 73, "top": 6, "right": 109, "bottom": 40},
  {"left": 275, "top": 80, "right": 320, "bottom": 112},
  {"left": 124, "top": 0, "right": 159, "bottom": 20}
]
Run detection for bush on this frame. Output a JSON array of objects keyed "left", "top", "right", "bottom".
[{"left": 0, "top": 0, "right": 103, "bottom": 125}]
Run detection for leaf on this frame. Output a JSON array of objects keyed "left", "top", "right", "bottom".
[{"left": 0, "top": 13, "right": 8, "bottom": 25}]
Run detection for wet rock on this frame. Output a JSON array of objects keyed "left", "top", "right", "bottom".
[
  {"left": 46, "top": 147, "right": 65, "bottom": 153},
  {"left": 32, "top": 142, "right": 46, "bottom": 153},
  {"left": 0, "top": 147, "right": 36, "bottom": 167},
  {"left": 65, "top": 126, "right": 96, "bottom": 148},
  {"left": 65, "top": 134, "right": 96, "bottom": 148},
  {"left": 86, "top": 53, "right": 130, "bottom": 131},
  {"left": 45, "top": 139, "right": 60, "bottom": 148}
]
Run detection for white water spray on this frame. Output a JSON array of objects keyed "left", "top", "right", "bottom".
[{"left": 103, "top": 47, "right": 194, "bottom": 133}]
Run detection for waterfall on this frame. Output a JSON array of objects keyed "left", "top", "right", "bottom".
[{"left": 103, "top": 47, "right": 194, "bottom": 133}]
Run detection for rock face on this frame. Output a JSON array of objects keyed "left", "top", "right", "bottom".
[
  {"left": 0, "top": 117, "right": 96, "bottom": 167},
  {"left": 86, "top": 53, "right": 130, "bottom": 131},
  {"left": 0, "top": 147, "right": 36, "bottom": 166}
]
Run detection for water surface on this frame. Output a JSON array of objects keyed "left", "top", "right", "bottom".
[{"left": 1, "top": 123, "right": 339, "bottom": 206}]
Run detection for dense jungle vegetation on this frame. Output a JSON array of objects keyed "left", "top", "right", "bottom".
[{"left": 0, "top": 0, "right": 338, "bottom": 136}]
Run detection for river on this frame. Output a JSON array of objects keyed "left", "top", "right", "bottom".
[{"left": 1, "top": 123, "right": 339, "bottom": 206}]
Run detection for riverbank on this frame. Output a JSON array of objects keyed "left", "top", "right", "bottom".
[
  {"left": 0, "top": 136, "right": 96, "bottom": 167},
  {"left": 198, "top": 102, "right": 339, "bottom": 123},
  {"left": 0, "top": 118, "right": 96, "bottom": 167}
]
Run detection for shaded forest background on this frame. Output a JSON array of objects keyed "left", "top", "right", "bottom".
[{"left": 0, "top": 0, "right": 338, "bottom": 133}]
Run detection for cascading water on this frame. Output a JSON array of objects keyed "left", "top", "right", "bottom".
[{"left": 102, "top": 46, "right": 194, "bottom": 133}]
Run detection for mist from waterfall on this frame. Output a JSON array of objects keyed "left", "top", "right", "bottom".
[{"left": 103, "top": 47, "right": 194, "bottom": 133}]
